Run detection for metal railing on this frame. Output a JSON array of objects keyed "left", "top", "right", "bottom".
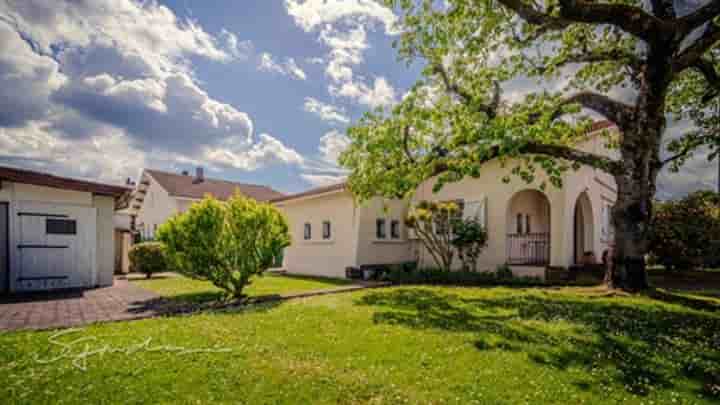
[{"left": 506, "top": 232, "right": 550, "bottom": 265}]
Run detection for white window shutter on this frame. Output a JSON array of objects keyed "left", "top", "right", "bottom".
[{"left": 462, "top": 197, "right": 487, "bottom": 227}]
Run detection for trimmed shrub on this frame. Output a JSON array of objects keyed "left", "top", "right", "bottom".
[
  {"left": 386, "top": 266, "right": 543, "bottom": 286},
  {"left": 649, "top": 191, "right": 720, "bottom": 270},
  {"left": 157, "top": 193, "right": 291, "bottom": 300},
  {"left": 128, "top": 242, "right": 166, "bottom": 279},
  {"left": 495, "top": 264, "right": 513, "bottom": 280},
  {"left": 451, "top": 217, "right": 489, "bottom": 271}
]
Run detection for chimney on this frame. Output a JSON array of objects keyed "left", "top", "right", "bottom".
[
  {"left": 125, "top": 177, "right": 135, "bottom": 186},
  {"left": 193, "top": 166, "right": 204, "bottom": 184}
]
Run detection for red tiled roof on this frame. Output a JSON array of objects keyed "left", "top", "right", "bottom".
[
  {"left": 270, "top": 182, "right": 347, "bottom": 203},
  {"left": 144, "top": 169, "right": 284, "bottom": 202},
  {"left": 0, "top": 165, "right": 130, "bottom": 198}
]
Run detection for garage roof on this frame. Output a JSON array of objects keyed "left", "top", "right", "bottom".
[{"left": 0, "top": 165, "right": 130, "bottom": 198}]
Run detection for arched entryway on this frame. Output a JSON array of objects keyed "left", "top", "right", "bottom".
[
  {"left": 506, "top": 190, "right": 551, "bottom": 265},
  {"left": 573, "top": 191, "right": 595, "bottom": 264}
]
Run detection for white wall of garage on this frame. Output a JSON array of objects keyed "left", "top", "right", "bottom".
[{"left": 0, "top": 181, "right": 115, "bottom": 292}]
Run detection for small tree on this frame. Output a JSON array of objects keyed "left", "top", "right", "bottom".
[
  {"left": 405, "top": 200, "right": 460, "bottom": 271},
  {"left": 128, "top": 242, "right": 166, "bottom": 279},
  {"left": 157, "top": 193, "right": 290, "bottom": 300},
  {"left": 451, "top": 218, "right": 488, "bottom": 272},
  {"left": 648, "top": 191, "right": 720, "bottom": 270}
]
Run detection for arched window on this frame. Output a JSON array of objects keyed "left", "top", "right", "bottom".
[{"left": 516, "top": 213, "right": 523, "bottom": 234}]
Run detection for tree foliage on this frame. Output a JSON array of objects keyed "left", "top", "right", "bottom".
[
  {"left": 340, "top": 0, "right": 720, "bottom": 290},
  {"left": 157, "top": 193, "right": 291, "bottom": 299},
  {"left": 128, "top": 242, "right": 166, "bottom": 279},
  {"left": 451, "top": 217, "right": 489, "bottom": 271},
  {"left": 405, "top": 200, "right": 461, "bottom": 271},
  {"left": 649, "top": 191, "right": 720, "bottom": 270}
]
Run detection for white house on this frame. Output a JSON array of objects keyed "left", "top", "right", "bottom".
[
  {"left": 0, "top": 165, "right": 130, "bottom": 293},
  {"left": 274, "top": 121, "right": 619, "bottom": 280},
  {"left": 130, "top": 167, "right": 285, "bottom": 240}
]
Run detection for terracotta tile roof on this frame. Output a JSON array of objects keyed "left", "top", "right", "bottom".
[
  {"left": 0, "top": 165, "right": 130, "bottom": 198},
  {"left": 270, "top": 182, "right": 347, "bottom": 203},
  {"left": 144, "top": 169, "right": 284, "bottom": 202}
]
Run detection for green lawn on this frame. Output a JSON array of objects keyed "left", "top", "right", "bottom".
[
  {"left": 131, "top": 273, "right": 352, "bottom": 304},
  {"left": 2, "top": 286, "right": 719, "bottom": 404}
]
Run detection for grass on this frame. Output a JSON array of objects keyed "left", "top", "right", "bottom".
[
  {"left": 131, "top": 273, "right": 352, "bottom": 304},
  {"left": 2, "top": 285, "right": 719, "bottom": 404}
]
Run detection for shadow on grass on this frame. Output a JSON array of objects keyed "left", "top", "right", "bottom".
[{"left": 356, "top": 288, "right": 720, "bottom": 398}]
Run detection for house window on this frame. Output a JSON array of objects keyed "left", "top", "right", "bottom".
[
  {"left": 46, "top": 219, "right": 77, "bottom": 235},
  {"left": 304, "top": 223, "right": 312, "bottom": 240},
  {"left": 376, "top": 218, "right": 386, "bottom": 239},
  {"left": 516, "top": 213, "right": 523, "bottom": 234},
  {"left": 525, "top": 214, "right": 531, "bottom": 234},
  {"left": 322, "top": 221, "right": 331, "bottom": 240},
  {"left": 390, "top": 220, "right": 400, "bottom": 239}
]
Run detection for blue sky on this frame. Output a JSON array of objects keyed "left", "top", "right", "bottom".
[
  {"left": 0, "top": 0, "right": 420, "bottom": 193},
  {"left": 0, "top": 0, "right": 715, "bottom": 198}
]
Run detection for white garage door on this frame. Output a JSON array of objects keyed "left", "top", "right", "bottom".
[{"left": 15, "top": 202, "right": 96, "bottom": 292}]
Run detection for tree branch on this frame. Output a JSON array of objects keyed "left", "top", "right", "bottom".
[
  {"left": 402, "top": 126, "right": 417, "bottom": 164},
  {"left": 674, "top": 23, "right": 720, "bottom": 72},
  {"left": 693, "top": 58, "right": 720, "bottom": 103},
  {"left": 433, "top": 63, "right": 500, "bottom": 118},
  {"left": 649, "top": 0, "right": 675, "bottom": 20},
  {"left": 557, "top": 0, "right": 665, "bottom": 43},
  {"left": 678, "top": 0, "right": 720, "bottom": 32},
  {"left": 553, "top": 49, "right": 643, "bottom": 72},
  {"left": 551, "top": 91, "right": 635, "bottom": 128},
  {"left": 431, "top": 141, "right": 623, "bottom": 177},
  {"left": 497, "top": 0, "right": 663, "bottom": 43}
]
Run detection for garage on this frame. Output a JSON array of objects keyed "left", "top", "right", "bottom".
[{"left": 0, "top": 166, "right": 129, "bottom": 294}]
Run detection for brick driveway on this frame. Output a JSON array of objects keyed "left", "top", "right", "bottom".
[{"left": 0, "top": 278, "right": 162, "bottom": 332}]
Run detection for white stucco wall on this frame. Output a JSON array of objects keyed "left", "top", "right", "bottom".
[
  {"left": 355, "top": 197, "right": 414, "bottom": 266},
  {"left": 135, "top": 173, "right": 179, "bottom": 239},
  {"left": 276, "top": 191, "right": 360, "bottom": 278},
  {"left": 94, "top": 195, "right": 115, "bottom": 287}
]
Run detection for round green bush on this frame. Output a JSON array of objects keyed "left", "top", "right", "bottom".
[{"left": 128, "top": 242, "right": 166, "bottom": 278}]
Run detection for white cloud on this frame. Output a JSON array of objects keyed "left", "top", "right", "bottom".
[
  {"left": 306, "top": 56, "right": 325, "bottom": 64},
  {"left": 319, "top": 24, "right": 367, "bottom": 82},
  {"left": 318, "top": 130, "right": 351, "bottom": 164},
  {"left": 284, "top": 2, "right": 398, "bottom": 109},
  {"left": 304, "top": 97, "right": 350, "bottom": 124},
  {"left": 285, "top": 0, "right": 398, "bottom": 35},
  {"left": 0, "top": 0, "right": 306, "bottom": 182},
  {"left": 331, "top": 76, "right": 396, "bottom": 108},
  {"left": 258, "top": 52, "right": 307, "bottom": 80},
  {"left": 220, "top": 29, "right": 252, "bottom": 59},
  {"left": 300, "top": 173, "right": 347, "bottom": 187},
  {"left": 205, "top": 133, "right": 304, "bottom": 171}
]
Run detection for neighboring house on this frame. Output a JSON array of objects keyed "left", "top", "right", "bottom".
[
  {"left": 274, "top": 121, "right": 619, "bottom": 280},
  {"left": 0, "top": 165, "right": 130, "bottom": 293},
  {"left": 130, "top": 167, "right": 285, "bottom": 240}
]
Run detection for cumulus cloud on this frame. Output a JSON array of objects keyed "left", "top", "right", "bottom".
[
  {"left": 258, "top": 52, "right": 307, "bottom": 80},
  {"left": 285, "top": 0, "right": 398, "bottom": 109},
  {"left": 304, "top": 97, "right": 350, "bottom": 124},
  {"left": 285, "top": 0, "right": 398, "bottom": 35},
  {"left": 330, "top": 77, "right": 396, "bottom": 108},
  {"left": 0, "top": 0, "right": 304, "bottom": 182},
  {"left": 300, "top": 173, "right": 347, "bottom": 187},
  {"left": 205, "top": 133, "right": 304, "bottom": 171},
  {"left": 318, "top": 130, "right": 351, "bottom": 164}
]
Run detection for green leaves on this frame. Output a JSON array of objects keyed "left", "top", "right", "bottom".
[{"left": 157, "top": 193, "right": 290, "bottom": 300}]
